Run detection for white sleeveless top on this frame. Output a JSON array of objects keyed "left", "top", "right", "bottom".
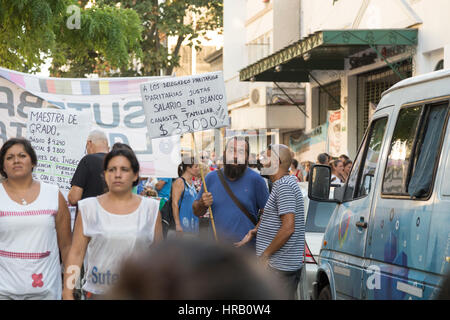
[
  {"left": 0, "top": 182, "right": 61, "bottom": 299},
  {"left": 79, "top": 196, "right": 159, "bottom": 295}
]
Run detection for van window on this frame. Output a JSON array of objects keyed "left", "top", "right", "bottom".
[
  {"left": 344, "top": 117, "right": 388, "bottom": 201},
  {"left": 356, "top": 117, "right": 388, "bottom": 198},
  {"left": 442, "top": 148, "right": 450, "bottom": 196},
  {"left": 382, "top": 106, "right": 422, "bottom": 195},
  {"left": 408, "top": 103, "right": 448, "bottom": 197},
  {"left": 305, "top": 201, "right": 335, "bottom": 233},
  {"left": 344, "top": 133, "right": 367, "bottom": 201},
  {"left": 382, "top": 102, "right": 449, "bottom": 198}
]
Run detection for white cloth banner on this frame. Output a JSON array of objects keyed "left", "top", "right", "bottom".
[
  {"left": 141, "top": 71, "right": 229, "bottom": 139},
  {"left": 0, "top": 67, "right": 180, "bottom": 179}
]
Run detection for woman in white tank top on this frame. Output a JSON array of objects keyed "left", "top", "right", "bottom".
[
  {"left": 0, "top": 138, "right": 72, "bottom": 300},
  {"left": 63, "top": 143, "right": 162, "bottom": 299}
]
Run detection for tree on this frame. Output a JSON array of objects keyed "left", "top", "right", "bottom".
[
  {"left": 0, "top": 0, "right": 223, "bottom": 77},
  {"left": 0, "top": 0, "right": 143, "bottom": 76},
  {"left": 93, "top": 0, "right": 223, "bottom": 76},
  {"left": 50, "top": 3, "right": 143, "bottom": 77},
  {"left": 0, "top": 0, "right": 67, "bottom": 73}
]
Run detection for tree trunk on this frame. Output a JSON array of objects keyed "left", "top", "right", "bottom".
[{"left": 165, "top": 35, "right": 185, "bottom": 76}]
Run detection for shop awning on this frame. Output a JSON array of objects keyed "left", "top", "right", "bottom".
[{"left": 239, "top": 29, "right": 418, "bottom": 82}]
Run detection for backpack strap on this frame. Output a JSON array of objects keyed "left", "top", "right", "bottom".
[{"left": 217, "top": 169, "right": 257, "bottom": 226}]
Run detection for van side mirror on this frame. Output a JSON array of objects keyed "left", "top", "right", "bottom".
[{"left": 308, "top": 165, "right": 331, "bottom": 201}]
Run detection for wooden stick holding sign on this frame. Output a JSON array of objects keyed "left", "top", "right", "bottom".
[{"left": 192, "top": 133, "right": 218, "bottom": 242}]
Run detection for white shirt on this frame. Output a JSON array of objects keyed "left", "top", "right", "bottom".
[
  {"left": 331, "top": 174, "right": 343, "bottom": 185},
  {"left": 79, "top": 196, "right": 159, "bottom": 295},
  {"left": 0, "top": 182, "right": 62, "bottom": 299}
]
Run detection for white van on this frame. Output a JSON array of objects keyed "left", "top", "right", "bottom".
[{"left": 308, "top": 69, "right": 450, "bottom": 300}]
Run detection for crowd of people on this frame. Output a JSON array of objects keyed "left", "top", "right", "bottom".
[
  {"left": 287, "top": 152, "right": 353, "bottom": 185},
  {"left": 0, "top": 130, "right": 353, "bottom": 300}
]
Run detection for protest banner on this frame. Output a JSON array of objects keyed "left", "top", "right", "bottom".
[
  {"left": 289, "top": 123, "right": 328, "bottom": 162},
  {"left": 26, "top": 108, "right": 91, "bottom": 193},
  {"left": 327, "top": 110, "right": 343, "bottom": 157},
  {"left": 140, "top": 71, "right": 229, "bottom": 242},
  {"left": 140, "top": 71, "right": 229, "bottom": 139},
  {"left": 0, "top": 67, "right": 181, "bottom": 178}
]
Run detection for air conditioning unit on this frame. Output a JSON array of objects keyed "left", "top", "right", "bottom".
[{"left": 249, "top": 86, "right": 271, "bottom": 107}]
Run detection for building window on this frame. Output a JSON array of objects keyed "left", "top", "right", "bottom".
[
  {"left": 435, "top": 59, "right": 444, "bottom": 71},
  {"left": 356, "top": 60, "right": 412, "bottom": 147},
  {"left": 247, "top": 32, "right": 271, "bottom": 65},
  {"left": 318, "top": 81, "right": 341, "bottom": 126}
]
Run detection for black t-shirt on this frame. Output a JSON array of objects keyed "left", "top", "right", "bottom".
[{"left": 71, "top": 153, "right": 107, "bottom": 200}]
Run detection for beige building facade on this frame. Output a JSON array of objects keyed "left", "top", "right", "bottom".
[
  {"left": 236, "top": 0, "right": 450, "bottom": 164},
  {"left": 224, "top": 0, "right": 306, "bottom": 156},
  {"left": 168, "top": 15, "right": 224, "bottom": 156}
]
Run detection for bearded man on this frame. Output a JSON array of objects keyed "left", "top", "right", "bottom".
[{"left": 193, "top": 137, "right": 269, "bottom": 245}]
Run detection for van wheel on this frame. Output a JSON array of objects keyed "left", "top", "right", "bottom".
[{"left": 318, "top": 285, "right": 331, "bottom": 300}]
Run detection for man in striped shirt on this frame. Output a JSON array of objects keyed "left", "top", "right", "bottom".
[{"left": 236, "top": 144, "right": 305, "bottom": 300}]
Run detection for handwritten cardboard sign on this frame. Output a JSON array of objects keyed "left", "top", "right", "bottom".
[
  {"left": 26, "top": 108, "right": 91, "bottom": 192},
  {"left": 141, "top": 71, "right": 229, "bottom": 139}
]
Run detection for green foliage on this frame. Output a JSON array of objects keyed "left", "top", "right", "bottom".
[
  {"left": 0, "top": 0, "right": 67, "bottom": 72},
  {"left": 50, "top": 5, "right": 143, "bottom": 77},
  {"left": 100, "top": 0, "right": 223, "bottom": 76},
  {"left": 0, "top": 0, "right": 223, "bottom": 77}
]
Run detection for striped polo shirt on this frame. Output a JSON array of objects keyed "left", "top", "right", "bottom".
[{"left": 256, "top": 175, "right": 305, "bottom": 271}]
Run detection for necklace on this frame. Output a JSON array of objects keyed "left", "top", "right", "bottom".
[{"left": 4, "top": 180, "right": 31, "bottom": 205}]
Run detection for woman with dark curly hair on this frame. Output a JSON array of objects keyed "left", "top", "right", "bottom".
[
  {"left": 0, "top": 138, "right": 72, "bottom": 300},
  {"left": 63, "top": 143, "right": 162, "bottom": 300}
]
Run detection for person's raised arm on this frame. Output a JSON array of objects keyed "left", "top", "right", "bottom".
[{"left": 62, "top": 211, "right": 90, "bottom": 300}]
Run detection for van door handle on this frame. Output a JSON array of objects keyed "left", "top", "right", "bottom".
[{"left": 356, "top": 217, "right": 368, "bottom": 229}]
